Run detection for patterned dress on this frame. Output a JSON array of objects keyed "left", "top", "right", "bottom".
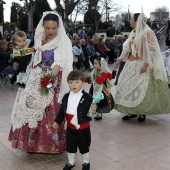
[
  {"left": 8, "top": 41, "right": 66, "bottom": 154},
  {"left": 114, "top": 55, "right": 170, "bottom": 115}
]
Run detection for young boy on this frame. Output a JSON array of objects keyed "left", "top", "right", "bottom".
[
  {"left": 11, "top": 30, "right": 34, "bottom": 86},
  {"left": 53, "top": 70, "right": 96, "bottom": 170}
]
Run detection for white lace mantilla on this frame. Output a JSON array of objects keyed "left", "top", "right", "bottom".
[
  {"left": 11, "top": 67, "right": 54, "bottom": 131},
  {"left": 115, "top": 59, "right": 150, "bottom": 107}
]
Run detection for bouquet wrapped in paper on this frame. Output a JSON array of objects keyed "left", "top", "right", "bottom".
[{"left": 39, "top": 73, "right": 56, "bottom": 95}]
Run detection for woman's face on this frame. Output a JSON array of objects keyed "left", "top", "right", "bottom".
[
  {"left": 43, "top": 20, "right": 59, "bottom": 40},
  {"left": 130, "top": 15, "right": 136, "bottom": 28}
]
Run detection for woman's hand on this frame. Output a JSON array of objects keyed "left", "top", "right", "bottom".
[
  {"left": 113, "top": 58, "right": 121, "bottom": 70},
  {"left": 140, "top": 63, "right": 148, "bottom": 74},
  {"left": 13, "top": 62, "right": 19, "bottom": 70},
  {"left": 52, "top": 65, "right": 61, "bottom": 76},
  {"left": 53, "top": 122, "right": 59, "bottom": 129}
]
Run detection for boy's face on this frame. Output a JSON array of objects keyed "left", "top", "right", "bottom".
[
  {"left": 68, "top": 79, "right": 85, "bottom": 93},
  {"left": 14, "top": 35, "right": 27, "bottom": 49}
]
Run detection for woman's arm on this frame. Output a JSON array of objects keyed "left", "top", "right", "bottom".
[
  {"left": 113, "top": 39, "right": 131, "bottom": 69},
  {"left": 52, "top": 65, "right": 61, "bottom": 76},
  {"left": 113, "top": 49, "right": 130, "bottom": 69}
]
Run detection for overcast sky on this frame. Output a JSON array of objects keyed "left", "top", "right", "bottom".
[{"left": 2, "top": 0, "right": 170, "bottom": 22}]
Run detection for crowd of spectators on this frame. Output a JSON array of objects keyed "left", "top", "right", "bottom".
[{"left": 69, "top": 27, "right": 128, "bottom": 71}]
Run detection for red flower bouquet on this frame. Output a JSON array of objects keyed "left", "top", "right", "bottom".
[
  {"left": 96, "top": 72, "right": 112, "bottom": 84},
  {"left": 85, "top": 74, "right": 92, "bottom": 84},
  {"left": 39, "top": 73, "right": 56, "bottom": 95}
]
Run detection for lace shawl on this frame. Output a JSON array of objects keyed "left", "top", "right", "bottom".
[{"left": 33, "top": 11, "right": 73, "bottom": 103}]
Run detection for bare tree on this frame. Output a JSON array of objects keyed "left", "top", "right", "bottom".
[
  {"left": 98, "top": 0, "right": 122, "bottom": 22},
  {"left": 54, "top": 0, "right": 81, "bottom": 29},
  {"left": 88, "top": 0, "right": 99, "bottom": 9},
  {"left": 71, "top": 0, "right": 87, "bottom": 27},
  {"left": 155, "top": 6, "right": 169, "bottom": 12},
  {"left": 153, "top": 6, "right": 169, "bottom": 21},
  {"left": 67, "top": 0, "right": 122, "bottom": 30},
  {"left": 85, "top": 0, "right": 121, "bottom": 29}
]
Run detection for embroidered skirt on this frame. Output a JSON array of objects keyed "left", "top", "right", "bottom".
[
  {"left": 8, "top": 72, "right": 66, "bottom": 154},
  {"left": 114, "top": 71, "right": 170, "bottom": 115}
]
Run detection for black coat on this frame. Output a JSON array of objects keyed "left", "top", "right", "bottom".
[
  {"left": 13, "top": 40, "right": 34, "bottom": 75},
  {"left": 55, "top": 90, "right": 93, "bottom": 125}
]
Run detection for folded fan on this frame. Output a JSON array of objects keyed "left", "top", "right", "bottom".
[{"left": 92, "top": 93, "right": 104, "bottom": 104}]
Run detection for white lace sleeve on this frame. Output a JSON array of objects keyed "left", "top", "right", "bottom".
[
  {"left": 119, "top": 47, "right": 130, "bottom": 60},
  {"left": 119, "top": 35, "right": 132, "bottom": 60},
  {"left": 51, "top": 45, "right": 64, "bottom": 69}
]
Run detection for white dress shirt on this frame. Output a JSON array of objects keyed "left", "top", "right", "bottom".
[{"left": 66, "top": 89, "right": 83, "bottom": 129}]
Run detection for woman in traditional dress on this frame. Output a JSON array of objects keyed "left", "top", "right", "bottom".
[
  {"left": 113, "top": 13, "right": 170, "bottom": 122},
  {"left": 8, "top": 11, "right": 73, "bottom": 153}
]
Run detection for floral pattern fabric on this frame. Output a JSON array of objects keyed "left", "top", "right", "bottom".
[{"left": 8, "top": 72, "right": 66, "bottom": 154}]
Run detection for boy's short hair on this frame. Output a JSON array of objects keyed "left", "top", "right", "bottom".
[
  {"left": 14, "top": 31, "right": 26, "bottom": 38},
  {"left": 12, "top": 31, "right": 26, "bottom": 43},
  {"left": 67, "top": 70, "right": 85, "bottom": 82}
]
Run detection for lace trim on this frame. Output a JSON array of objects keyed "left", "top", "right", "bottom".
[
  {"left": 115, "top": 60, "right": 150, "bottom": 107},
  {"left": 16, "top": 55, "right": 34, "bottom": 84},
  {"left": 11, "top": 67, "right": 54, "bottom": 131}
]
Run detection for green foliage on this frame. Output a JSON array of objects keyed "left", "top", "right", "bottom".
[
  {"left": 11, "top": 2, "right": 21, "bottom": 23},
  {"left": 9, "top": 0, "right": 51, "bottom": 31},
  {"left": 33, "top": 0, "right": 51, "bottom": 29},
  {"left": 84, "top": 9, "right": 101, "bottom": 30},
  {"left": 94, "top": 29, "right": 106, "bottom": 33},
  {"left": 4, "top": 22, "right": 16, "bottom": 33},
  {"left": 147, "top": 21, "right": 151, "bottom": 27},
  {"left": 17, "top": 6, "right": 28, "bottom": 31},
  {"left": 10, "top": 2, "right": 28, "bottom": 31}
]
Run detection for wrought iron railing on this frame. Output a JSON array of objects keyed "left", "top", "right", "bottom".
[{"left": 156, "top": 25, "right": 167, "bottom": 42}]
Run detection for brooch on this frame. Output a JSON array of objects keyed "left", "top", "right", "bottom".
[{"left": 80, "top": 98, "right": 84, "bottom": 103}]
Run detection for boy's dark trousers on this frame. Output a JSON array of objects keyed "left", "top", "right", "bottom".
[{"left": 66, "top": 126, "right": 91, "bottom": 154}]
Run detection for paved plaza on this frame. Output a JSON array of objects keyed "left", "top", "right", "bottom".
[{"left": 1, "top": 77, "right": 170, "bottom": 170}]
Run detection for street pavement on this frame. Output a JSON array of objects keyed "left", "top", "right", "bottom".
[{"left": 0, "top": 37, "right": 170, "bottom": 170}]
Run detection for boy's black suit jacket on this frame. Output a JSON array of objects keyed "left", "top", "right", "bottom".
[{"left": 55, "top": 90, "right": 93, "bottom": 125}]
